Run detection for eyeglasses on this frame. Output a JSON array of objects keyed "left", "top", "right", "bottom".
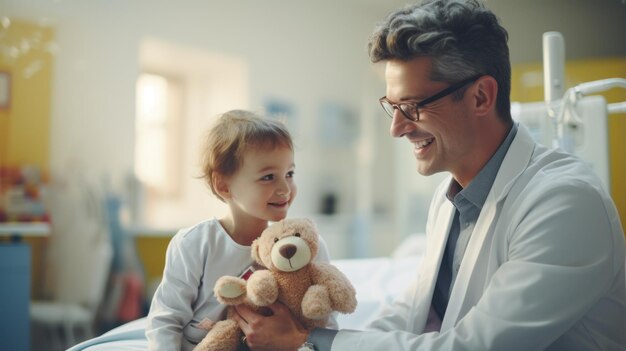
[{"left": 379, "top": 75, "right": 482, "bottom": 122}]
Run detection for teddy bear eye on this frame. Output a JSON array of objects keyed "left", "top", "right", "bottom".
[
  {"left": 294, "top": 232, "right": 301, "bottom": 237},
  {"left": 273, "top": 238, "right": 279, "bottom": 243}
]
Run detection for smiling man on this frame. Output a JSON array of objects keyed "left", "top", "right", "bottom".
[{"left": 232, "top": 1, "right": 626, "bottom": 350}]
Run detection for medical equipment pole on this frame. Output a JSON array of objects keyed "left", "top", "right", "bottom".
[
  {"left": 543, "top": 32, "right": 565, "bottom": 104},
  {"left": 543, "top": 31, "right": 575, "bottom": 152}
]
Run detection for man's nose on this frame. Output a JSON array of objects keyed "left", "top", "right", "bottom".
[{"left": 390, "top": 109, "right": 410, "bottom": 138}]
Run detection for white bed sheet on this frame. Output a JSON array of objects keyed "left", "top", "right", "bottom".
[{"left": 67, "top": 255, "right": 423, "bottom": 350}]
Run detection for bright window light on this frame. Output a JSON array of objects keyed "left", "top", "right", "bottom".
[{"left": 135, "top": 73, "right": 181, "bottom": 195}]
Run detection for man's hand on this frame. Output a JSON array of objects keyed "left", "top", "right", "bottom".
[{"left": 233, "top": 303, "right": 308, "bottom": 351}]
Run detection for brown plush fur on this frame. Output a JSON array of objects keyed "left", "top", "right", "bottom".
[{"left": 193, "top": 218, "right": 357, "bottom": 351}]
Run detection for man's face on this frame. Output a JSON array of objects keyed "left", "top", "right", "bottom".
[{"left": 384, "top": 57, "right": 478, "bottom": 183}]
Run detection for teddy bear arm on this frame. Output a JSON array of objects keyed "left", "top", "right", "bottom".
[
  {"left": 311, "top": 263, "right": 357, "bottom": 314},
  {"left": 247, "top": 270, "right": 279, "bottom": 306},
  {"left": 302, "top": 285, "right": 333, "bottom": 320}
]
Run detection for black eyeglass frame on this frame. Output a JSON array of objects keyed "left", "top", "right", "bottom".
[{"left": 379, "top": 74, "right": 483, "bottom": 122}]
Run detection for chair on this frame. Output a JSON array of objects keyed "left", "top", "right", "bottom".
[{"left": 31, "top": 179, "right": 113, "bottom": 350}]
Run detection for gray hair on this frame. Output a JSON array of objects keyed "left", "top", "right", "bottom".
[{"left": 368, "top": 0, "right": 512, "bottom": 122}]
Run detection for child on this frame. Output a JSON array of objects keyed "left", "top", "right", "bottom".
[{"left": 145, "top": 110, "right": 335, "bottom": 351}]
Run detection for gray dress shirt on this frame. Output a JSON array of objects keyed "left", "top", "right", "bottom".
[{"left": 432, "top": 123, "right": 518, "bottom": 320}]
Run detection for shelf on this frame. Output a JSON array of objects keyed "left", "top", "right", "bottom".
[{"left": 0, "top": 222, "right": 51, "bottom": 237}]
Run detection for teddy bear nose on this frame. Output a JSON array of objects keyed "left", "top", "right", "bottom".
[{"left": 279, "top": 244, "right": 297, "bottom": 259}]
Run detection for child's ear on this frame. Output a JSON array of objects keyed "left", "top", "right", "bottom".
[{"left": 213, "top": 173, "right": 231, "bottom": 200}]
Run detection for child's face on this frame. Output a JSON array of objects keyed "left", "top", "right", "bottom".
[{"left": 225, "top": 144, "right": 297, "bottom": 223}]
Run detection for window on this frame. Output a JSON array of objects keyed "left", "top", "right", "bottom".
[
  {"left": 135, "top": 38, "right": 249, "bottom": 228},
  {"left": 134, "top": 73, "right": 182, "bottom": 196}
]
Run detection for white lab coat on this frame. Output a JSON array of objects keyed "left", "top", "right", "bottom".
[{"left": 333, "top": 125, "right": 626, "bottom": 350}]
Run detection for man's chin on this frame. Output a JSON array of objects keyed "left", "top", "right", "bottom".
[
  {"left": 415, "top": 164, "right": 442, "bottom": 177},
  {"left": 416, "top": 165, "right": 432, "bottom": 176}
]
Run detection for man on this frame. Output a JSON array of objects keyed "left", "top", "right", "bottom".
[{"left": 233, "top": 0, "right": 626, "bottom": 350}]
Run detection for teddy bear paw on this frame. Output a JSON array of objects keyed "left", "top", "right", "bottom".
[
  {"left": 302, "top": 300, "right": 333, "bottom": 320},
  {"left": 214, "top": 276, "right": 247, "bottom": 305},
  {"left": 302, "top": 285, "right": 333, "bottom": 320}
]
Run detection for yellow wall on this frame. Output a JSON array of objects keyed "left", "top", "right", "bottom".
[
  {"left": 0, "top": 19, "right": 54, "bottom": 297},
  {"left": 512, "top": 58, "right": 626, "bottom": 235},
  {"left": 135, "top": 236, "right": 171, "bottom": 288},
  {"left": 0, "top": 19, "right": 54, "bottom": 172}
]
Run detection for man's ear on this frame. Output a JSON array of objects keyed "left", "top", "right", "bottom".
[
  {"left": 213, "top": 173, "right": 231, "bottom": 200},
  {"left": 472, "top": 75, "right": 498, "bottom": 116}
]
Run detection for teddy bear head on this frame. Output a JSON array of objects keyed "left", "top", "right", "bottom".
[{"left": 251, "top": 218, "right": 319, "bottom": 272}]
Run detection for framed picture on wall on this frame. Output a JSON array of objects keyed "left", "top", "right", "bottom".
[{"left": 0, "top": 71, "right": 10, "bottom": 110}]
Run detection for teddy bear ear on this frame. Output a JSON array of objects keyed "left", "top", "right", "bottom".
[{"left": 303, "top": 218, "right": 317, "bottom": 231}]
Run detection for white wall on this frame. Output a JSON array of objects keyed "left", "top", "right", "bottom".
[
  {"left": 2, "top": 0, "right": 405, "bottom": 257},
  {"left": 3, "top": 0, "right": 625, "bottom": 258}
]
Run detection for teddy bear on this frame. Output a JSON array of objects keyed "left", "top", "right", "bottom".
[{"left": 193, "top": 217, "right": 357, "bottom": 351}]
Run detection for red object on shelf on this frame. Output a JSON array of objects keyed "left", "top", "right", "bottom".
[{"left": 0, "top": 165, "right": 50, "bottom": 223}]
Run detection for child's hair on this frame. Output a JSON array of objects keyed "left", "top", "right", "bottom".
[{"left": 201, "top": 109, "right": 293, "bottom": 201}]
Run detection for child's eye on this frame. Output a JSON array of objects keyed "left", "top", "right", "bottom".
[
  {"left": 286, "top": 171, "right": 295, "bottom": 178},
  {"left": 260, "top": 174, "right": 274, "bottom": 181}
]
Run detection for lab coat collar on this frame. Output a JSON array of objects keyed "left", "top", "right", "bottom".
[{"left": 490, "top": 123, "right": 536, "bottom": 203}]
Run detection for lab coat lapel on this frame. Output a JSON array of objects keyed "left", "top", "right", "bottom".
[
  {"left": 441, "top": 192, "right": 497, "bottom": 331},
  {"left": 440, "top": 125, "right": 536, "bottom": 331},
  {"left": 414, "top": 199, "right": 455, "bottom": 332}
]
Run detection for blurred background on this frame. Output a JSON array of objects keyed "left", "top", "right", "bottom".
[{"left": 0, "top": 0, "right": 624, "bottom": 349}]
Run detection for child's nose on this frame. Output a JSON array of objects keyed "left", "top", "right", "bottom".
[{"left": 276, "top": 180, "right": 291, "bottom": 197}]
